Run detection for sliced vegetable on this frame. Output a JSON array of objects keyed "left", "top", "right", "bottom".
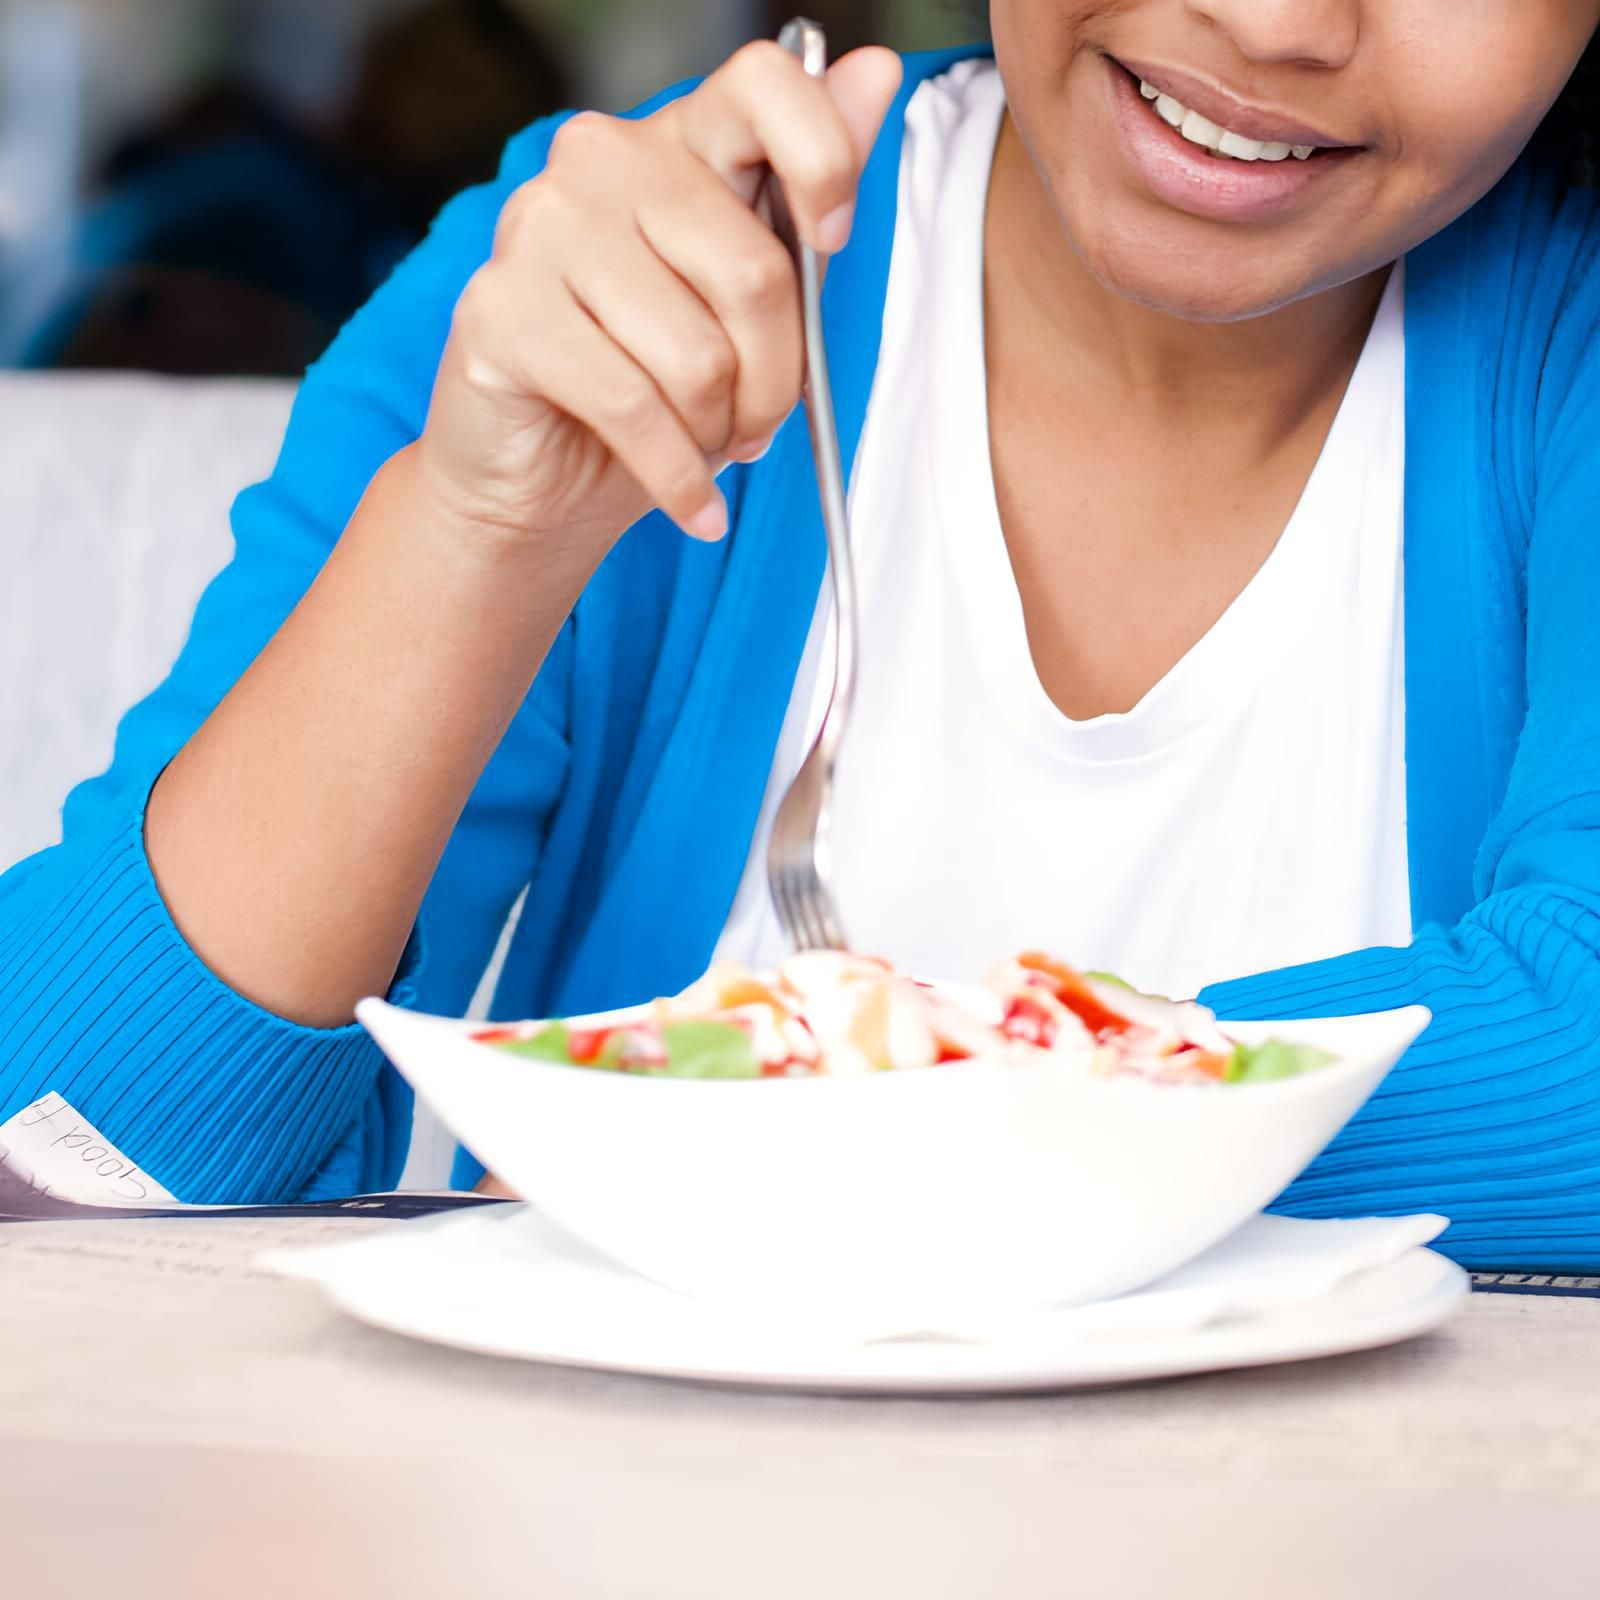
[
  {"left": 659, "top": 1021, "right": 762, "bottom": 1080},
  {"left": 495, "top": 1022, "right": 576, "bottom": 1063},
  {"left": 1000, "top": 994, "right": 1058, "bottom": 1048},
  {"left": 566, "top": 1028, "right": 611, "bottom": 1065},
  {"left": 1224, "top": 1039, "right": 1339, "bottom": 1085},
  {"left": 1086, "top": 970, "right": 1181, "bottom": 1006},
  {"left": 475, "top": 954, "right": 1343, "bottom": 1090},
  {"left": 1018, "top": 952, "right": 1135, "bottom": 1037}
]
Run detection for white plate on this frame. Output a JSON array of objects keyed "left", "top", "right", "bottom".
[{"left": 266, "top": 1204, "right": 1469, "bottom": 1395}]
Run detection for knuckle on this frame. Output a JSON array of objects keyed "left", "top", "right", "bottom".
[
  {"left": 726, "top": 39, "right": 788, "bottom": 85},
  {"left": 495, "top": 179, "right": 557, "bottom": 251},
  {"left": 676, "top": 336, "right": 736, "bottom": 400},
  {"left": 549, "top": 109, "right": 613, "bottom": 162},
  {"left": 461, "top": 352, "right": 516, "bottom": 399},
  {"left": 727, "top": 245, "right": 794, "bottom": 313},
  {"left": 451, "top": 303, "right": 520, "bottom": 396},
  {"left": 594, "top": 376, "right": 655, "bottom": 432}
]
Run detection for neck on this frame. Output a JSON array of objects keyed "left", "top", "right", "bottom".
[{"left": 985, "top": 114, "right": 1390, "bottom": 454}]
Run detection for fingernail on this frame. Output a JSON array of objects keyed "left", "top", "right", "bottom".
[
  {"left": 685, "top": 492, "right": 729, "bottom": 541},
  {"left": 728, "top": 432, "right": 778, "bottom": 464},
  {"left": 818, "top": 202, "right": 855, "bottom": 255}
]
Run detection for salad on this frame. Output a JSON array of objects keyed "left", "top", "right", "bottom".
[{"left": 473, "top": 951, "right": 1336, "bottom": 1086}]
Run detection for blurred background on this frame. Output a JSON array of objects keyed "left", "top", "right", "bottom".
[
  {"left": 0, "top": 0, "right": 980, "bottom": 375},
  {"left": 0, "top": 0, "right": 983, "bottom": 875}
]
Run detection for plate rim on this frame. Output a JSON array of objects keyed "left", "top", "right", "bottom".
[{"left": 270, "top": 1208, "right": 1470, "bottom": 1396}]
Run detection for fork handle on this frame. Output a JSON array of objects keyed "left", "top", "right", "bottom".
[{"left": 769, "top": 18, "right": 859, "bottom": 767}]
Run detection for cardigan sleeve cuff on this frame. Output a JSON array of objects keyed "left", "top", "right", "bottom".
[
  {"left": 1199, "top": 904, "right": 1600, "bottom": 1272},
  {"left": 0, "top": 804, "right": 424, "bottom": 1205}
]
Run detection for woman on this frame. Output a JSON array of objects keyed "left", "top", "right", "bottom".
[{"left": 4, "top": 4, "right": 1599, "bottom": 1264}]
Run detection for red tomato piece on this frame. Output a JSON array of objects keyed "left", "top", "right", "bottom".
[
  {"left": 1002, "top": 995, "right": 1058, "bottom": 1048},
  {"left": 566, "top": 1029, "right": 612, "bottom": 1064},
  {"left": 1017, "top": 952, "right": 1134, "bottom": 1038}
]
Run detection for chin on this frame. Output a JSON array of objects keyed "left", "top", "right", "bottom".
[{"left": 1073, "top": 223, "right": 1313, "bottom": 324}]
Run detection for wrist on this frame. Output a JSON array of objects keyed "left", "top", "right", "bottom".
[{"left": 381, "top": 441, "right": 621, "bottom": 580}]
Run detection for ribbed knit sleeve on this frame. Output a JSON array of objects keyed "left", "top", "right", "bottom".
[
  {"left": 0, "top": 118, "right": 571, "bottom": 1204},
  {"left": 1202, "top": 216, "right": 1600, "bottom": 1272},
  {"left": 0, "top": 807, "right": 425, "bottom": 1199},
  {"left": 1202, "top": 900, "right": 1600, "bottom": 1269}
]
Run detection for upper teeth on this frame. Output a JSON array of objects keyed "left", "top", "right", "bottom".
[{"left": 1139, "top": 79, "right": 1315, "bottom": 162}]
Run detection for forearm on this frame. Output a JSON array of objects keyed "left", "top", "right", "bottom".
[{"left": 146, "top": 444, "right": 605, "bottom": 1028}]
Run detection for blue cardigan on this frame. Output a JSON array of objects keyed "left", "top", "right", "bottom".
[{"left": 5, "top": 51, "right": 1600, "bottom": 1265}]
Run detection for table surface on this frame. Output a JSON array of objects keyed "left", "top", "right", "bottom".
[{"left": 2, "top": 1211, "right": 1597, "bottom": 1600}]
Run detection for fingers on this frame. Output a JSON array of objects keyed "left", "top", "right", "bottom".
[
  {"left": 826, "top": 48, "right": 907, "bottom": 170},
  {"left": 439, "top": 40, "right": 904, "bottom": 548},
  {"left": 676, "top": 43, "right": 903, "bottom": 254},
  {"left": 459, "top": 267, "right": 729, "bottom": 541},
  {"left": 563, "top": 226, "right": 744, "bottom": 460},
  {"left": 532, "top": 109, "right": 807, "bottom": 466},
  {"left": 636, "top": 167, "right": 804, "bottom": 453}
]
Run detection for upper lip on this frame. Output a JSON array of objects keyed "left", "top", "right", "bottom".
[{"left": 1114, "top": 56, "right": 1359, "bottom": 150}]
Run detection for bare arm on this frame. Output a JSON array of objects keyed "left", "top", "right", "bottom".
[
  {"left": 145, "top": 447, "right": 603, "bottom": 1028},
  {"left": 145, "top": 44, "right": 904, "bottom": 1030}
]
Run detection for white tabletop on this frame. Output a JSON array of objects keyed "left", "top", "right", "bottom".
[{"left": 1, "top": 1211, "right": 1596, "bottom": 1600}]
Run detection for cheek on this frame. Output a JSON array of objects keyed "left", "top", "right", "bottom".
[
  {"left": 1369, "top": 18, "right": 1590, "bottom": 236},
  {"left": 990, "top": 0, "right": 1114, "bottom": 84}
]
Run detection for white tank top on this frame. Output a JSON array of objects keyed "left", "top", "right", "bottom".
[{"left": 715, "top": 60, "right": 1410, "bottom": 999}]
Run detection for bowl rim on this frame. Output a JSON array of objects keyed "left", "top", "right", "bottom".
[{"left": 358, "top": 996, "right": 1432, "bottom": 1106}]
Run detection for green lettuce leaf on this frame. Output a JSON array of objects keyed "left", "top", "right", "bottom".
[
  {"left": 495, "top": 1022, "right": 575, "bottom": 1063},
  {"left": 1224, "top": 1038, "right": 1338, "bottom": 1085},
  {"left": 659, "top": 1021, "right": 761, "bottom": 1080},
  {"left": 593, "top": 1033, "right": 631, "bottom": 1070}
]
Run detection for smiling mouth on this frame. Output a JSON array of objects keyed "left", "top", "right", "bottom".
[
  {"left": 1109, "top": 57, "right": 1358, "bottom": 166},
  {"left": 1100, "top": 55, "right": 1363, "bottom": 224},
  {"left": 1138, "top": 79, "right": 1317, "bottom": 163}
]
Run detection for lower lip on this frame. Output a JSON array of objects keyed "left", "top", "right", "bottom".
[{"left": 1104, "top": 58, "right": 1353, "bottom": 224}]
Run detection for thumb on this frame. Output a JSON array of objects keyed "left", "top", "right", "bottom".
[{"left": 826, "top": 47, "right": 905, "bottom": 167}]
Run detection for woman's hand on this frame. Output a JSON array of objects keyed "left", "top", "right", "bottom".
[
  {"left": 414, "top": 41, "right": 903, "bottom": 557},
  {"left": 143, "top": 42, "right": 901, "bottom": 1033}
]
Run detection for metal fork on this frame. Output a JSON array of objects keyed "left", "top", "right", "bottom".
[{"left": 764, "top": 16, "right": 859, "bottom": 953}]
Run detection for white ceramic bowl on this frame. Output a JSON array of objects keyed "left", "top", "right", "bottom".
[{"left": 358, "top": 996, "right": 1430, "bottom": 1323}]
